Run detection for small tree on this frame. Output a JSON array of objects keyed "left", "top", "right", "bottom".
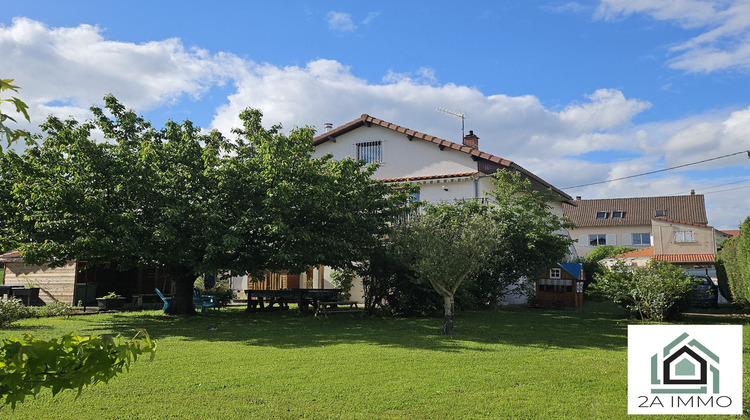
[
  {"left": 394, "top": 201, "right": 498, "bottom": 334},
  {"left": 592, "top": 260, "right": 697, "bottom": 322}
]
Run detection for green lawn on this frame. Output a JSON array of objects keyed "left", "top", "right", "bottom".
[{"left": 0, "top": 302, "right": 747, "bottom": 419}]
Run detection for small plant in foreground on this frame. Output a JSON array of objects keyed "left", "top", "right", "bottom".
[{"left": 0, "top": 330, "right": 156, "bottom": 409}]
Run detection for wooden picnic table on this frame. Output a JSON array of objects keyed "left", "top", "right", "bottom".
[{"left": 244, "top": 289, "right": 340, "bottom": 313}]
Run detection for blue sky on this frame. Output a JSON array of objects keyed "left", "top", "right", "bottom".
[{"left": 2, "top": 1, "right": 749, "bottom": 229}]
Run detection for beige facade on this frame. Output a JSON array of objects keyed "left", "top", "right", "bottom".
[
  {"left": 3, "top": 261, "right": 77, "bottom": 304},
  {"left": 651, "top": 218, "right": 717, "bottom": 256},
  {"left": 572, "top": 225, "right": 652, "bottom": 257}
]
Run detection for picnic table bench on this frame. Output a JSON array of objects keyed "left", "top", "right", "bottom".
[
  {"left": 315, "top": 300, "right": 360, "bottom": 318},
  {"left": 244, "top": 289, "right": 341, "bottom": 313}
]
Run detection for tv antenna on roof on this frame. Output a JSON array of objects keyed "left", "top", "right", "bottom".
[{"left": 437, "top": 107, "right": 465, "bottom": 140}]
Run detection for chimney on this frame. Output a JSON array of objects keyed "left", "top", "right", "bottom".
[
  {"left": 324, "top": 122, "right": 333, "bottom": 132},
  {"left": 690, "top": 189, "right": 695, "bottom": 195},
  {"left": 576, "top": 196, "right": 581, "bottom": 201},
  {"left": 462, "top": 130, "right": 479, "bottom": 149}
]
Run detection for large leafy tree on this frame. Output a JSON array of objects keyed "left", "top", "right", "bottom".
[{"left": 0, "top": 96, "right": 409, "bottom": 314}]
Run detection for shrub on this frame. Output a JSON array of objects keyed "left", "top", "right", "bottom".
[
  {"left": 29, "top": 302, "right": 73, "bottom": 318},
  {"left": 202, "top": 285, "right": 233, "bottom": 307},
  {"left": 330, "top": 267, "right": 355, "bottom": 301},
  {"left": 0, "top": 298, "right": 31, "bottom": 327},
  {"left": 592, "top": 260, "right": 698, "bottom": 322},
  {"left": 716, "top": 237, "right": 738, "bottom": 304}
]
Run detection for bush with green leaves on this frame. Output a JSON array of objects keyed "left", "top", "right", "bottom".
[
  {"left": 202, "top": 285, "right": 234, "bottom": 307},
  {"left": 592, "top": 260, "right": 698, "bottom": 322},
  {"left": 0, "top": 298, "right": 31, "bottom": 327},
  {"left": 29, "top": 302, "right": 73, "bottom": 318},
  {"left": 330, "top": 267, "right": 356, "bottom": 301},
  {"left": 0, "top": 330, "right": 156, "bottom": 409}
]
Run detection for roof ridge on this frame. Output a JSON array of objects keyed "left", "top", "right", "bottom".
[{"left": 652, "top": 217, "right": 712, "bottom": 229}]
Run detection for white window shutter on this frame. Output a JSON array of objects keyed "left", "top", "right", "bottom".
[
  {"left": 622, "top": 234, "right": 632, "bottom": 246},
  {"left": 606, "top": 234, "right": 617, "bottom": 246},
  {"left": 650, "top": 233, "right": 654, "bottom": 246},
  {"left": 578, "top": 235, "right": 588, "bottom": 246}
]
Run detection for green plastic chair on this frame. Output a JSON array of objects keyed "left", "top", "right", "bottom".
[{"left": 155, "top": 288, "right": 172, "bottom": 311}]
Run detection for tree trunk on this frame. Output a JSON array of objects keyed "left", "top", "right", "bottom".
[
  {"left": 442, "top": 294, "right": 455, "bottom": 335},
  {"left": 165, "top": 268, "right": 197, "bottom": 315}
]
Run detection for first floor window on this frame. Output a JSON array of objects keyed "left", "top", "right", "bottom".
[
  {"left": 356, "top": 141, "right": 382, "bottom": 164},
  {"left": 589, "top": 234, "right": 607, "bottom": 246},
  {"left": 538, "top": 278, "right": 573, "bottom": 293},
  {"left": 550, "top": 268, "right": 561, "bottom": 278},
  {"left": 674, "top": 231, "right": 694, "bottom": 243},
  {"left": 632, "top": 233, "right": 651, "bottom": 245}
]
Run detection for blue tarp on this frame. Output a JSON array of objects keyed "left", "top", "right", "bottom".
[{"left": 557, "top": 263, "right": 582, "bottom": 280}]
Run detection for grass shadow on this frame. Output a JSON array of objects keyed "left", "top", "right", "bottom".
[{"left": 100, "top": 301, "right": 631, "bottom": 352}]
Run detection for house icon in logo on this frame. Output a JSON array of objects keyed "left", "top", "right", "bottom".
[{"left": 651, "top": 332, "right": 720, "bottom": 394}]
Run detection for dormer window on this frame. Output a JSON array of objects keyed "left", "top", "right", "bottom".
[
  {"left": 655, "top": 209, "right": 666, "bottom": 217},
  {"left": 612, "top": 210, "right": 625, "bottom": 219},
  {"left": 596, "top": 211, "right": 609, "bottom": 219}
]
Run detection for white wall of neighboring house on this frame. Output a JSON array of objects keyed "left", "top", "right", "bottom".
[{"left": 651, "top": 219, "right": 716, "bottom": 256}]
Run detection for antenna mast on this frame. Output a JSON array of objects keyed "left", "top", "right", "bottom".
[{"left": 437, "top": 107, "right": 465, "bottom": 140}]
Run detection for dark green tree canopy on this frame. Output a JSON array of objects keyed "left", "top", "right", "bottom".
[{"left": 0, "top": 96, "right": 411, "bottom": 313}]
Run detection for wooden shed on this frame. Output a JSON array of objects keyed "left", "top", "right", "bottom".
[
  {"left": 536, "top": 263, "right": 585, "bottom": 308},
  {"left": 1, "top": 252, "right": 173, "bottom": 305}
]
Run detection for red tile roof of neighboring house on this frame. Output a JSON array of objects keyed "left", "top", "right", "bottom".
[
  {"left": 613, "top": 247, "right": 654, "bottom": 259},
  {"left": 313, "top": 114, "right": 573, "bottom": 203},
  {"left": 719, "top": 230, "right": 740, "bottom": 237},
  {"left": 654, "top": 254, "right": 715, "bottom": 263},
  {"left": 379, "top": 172, "right": 478, "bottom": 183},
  {"left": 563, "top": 195, "right": 707, "bottom": 227},
  {"left": 0, "top": 250, "right": 22, "bottom": 262},
  {"left": 652, "top": 217, "right": 711, "bottom": 229}
]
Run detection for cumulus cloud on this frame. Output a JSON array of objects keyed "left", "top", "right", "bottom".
[
  {"left": 0, "top": 17, "right": 238, "bottom": 126},
  {"left": 595, "top": 0, "right": 750, "bottom": 73},
  {"left": 327, "top": 11, "right": 357, "bottom": 32}
]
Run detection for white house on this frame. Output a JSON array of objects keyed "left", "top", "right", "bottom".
[{"left": 306, "top": 114, "right": 575, "bottom": 304}]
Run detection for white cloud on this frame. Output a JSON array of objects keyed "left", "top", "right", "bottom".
[
  {"left": 362, "top": 12, "right": 381, "bottom": 25},
  {"left": 595, "top": 0, "right": 750, "bottom": 73},
  {"left": 0, "top": 17, "right": 237, "bottom": 127},
  {"left": 327, "top": 11, "right": 357, "bottom": 32}
]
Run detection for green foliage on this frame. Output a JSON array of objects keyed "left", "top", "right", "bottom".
[
  {"left": 737, "top": 217, "right": 750, "bottom": 308},
  {"left": 0, "top": 79, "right": 31, "bottom": 151},
  {"left": 202, "top": 285, "right": 234, "bottom": 308},
  {"left": 28, "top": 302, "right": 73, "bottom": 318},
  {"left": 578, "top": 245, "right": 635, "bottom": 293},
  {"left": 592, "top": 260, "right": 698, "bottom": 322},
  {"left": 330, "top": 267, "right": 356, "bottom": 301},
  {"left": 100, "top": 291, "right": 121, "bottom": 299},
  {"left": 0, "top": 298, "right": 30, "bottom": 328},
  {"left": 716, "top": 236, "right": 738, "bottom": 305},
  {"left": 0, "top": 97, "right": 412, "bottom": 314},
  {"left": 0, "top": 330, "right": 156, "bottom": 409}
]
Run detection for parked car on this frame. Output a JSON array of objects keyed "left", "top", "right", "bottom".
[{"left": 687, "top": 275, "right": 718, "bottom": 308}]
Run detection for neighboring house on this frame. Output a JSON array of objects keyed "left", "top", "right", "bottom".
[
  {"left": 311, "top": 114, "right": 575, "bottom": 303},
  {"left": 564, "top": 194, "right": 709, "bottom": 258},
  {"left": 535, "top": 263, "right": 585, "bottom": 308},
  {"left": 0, "top": 251, "right": 173, "bottom": 306}
]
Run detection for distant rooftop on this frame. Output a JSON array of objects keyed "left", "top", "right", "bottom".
[{"left": 564, "top": 195, "right": 707, "bottom": 227}]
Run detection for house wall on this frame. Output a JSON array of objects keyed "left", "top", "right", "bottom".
[
  {"left": 313, "top": 125, "right": 478, "bottom": 180},
  {"left": 651, "top": 219, "right": 716, "bottom": 255},
  {"left": 3, "top": 261, "right": 76, "bottom": 304},
  {"left": 570, "top": 225, "right": 652, "bottom": 257}
]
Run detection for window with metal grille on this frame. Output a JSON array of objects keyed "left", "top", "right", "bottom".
[{"left": 356, "top": 141, "right": 382, "bottom": 164}]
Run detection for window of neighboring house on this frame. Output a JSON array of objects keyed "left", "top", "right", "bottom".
[
  {"left": 596, "top": 211, "right": 609, "bottom": 219},
  {"left": 550, "top": 268, "right": 561, "bottom": 279},
  {"left": 356, "top": 141, "right": 382, "bottom": 164},
  {"left": 409, "top": 192, "right": 420, "bottom": 202},
  {"left": 674, "top": 231, "right": 695, "bottom": 243},
  {"left": 612, "top": 210, "right": 625, "bottom": 218},
  {"left": 589, "top": 234, "right": 607, "bottom": 246},
  {"left": 655, "top": 209, "right": 666, "bottom": 217},
  {"left": 632, "top": 233, "right": 651, "bottom": 246}
]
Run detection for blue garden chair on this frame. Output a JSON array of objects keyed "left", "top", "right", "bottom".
[
  {"left": 155, "top": 288, "right": 172, "bottom": 312},
  {"left": 193, "top": 288, "right": 218, "bottom": 313}
]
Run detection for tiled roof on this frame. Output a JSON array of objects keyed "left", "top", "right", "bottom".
[
  {"left": 719, "top": 230, "right": 740, "bottom": 237},
  {"left": 654, "top": 254, "right": 715, "bottom": 263},
  {"left": 613, "top": 247, "right": 655, "bottom": 259},
  {"left": 0, "top": 250, "right": 22, "bottom": 262},
  {"left": 652, "top": 217, "right": 711, "bottom": 228},
  {"left": 313, "top": 114, "right": 573, "bottom": 202},
  {"left": 563, "top": 195, "right": 707, "bottom": 227},
  {"left": 379, "top": 172, "right": 478, "bottom": 183}
]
